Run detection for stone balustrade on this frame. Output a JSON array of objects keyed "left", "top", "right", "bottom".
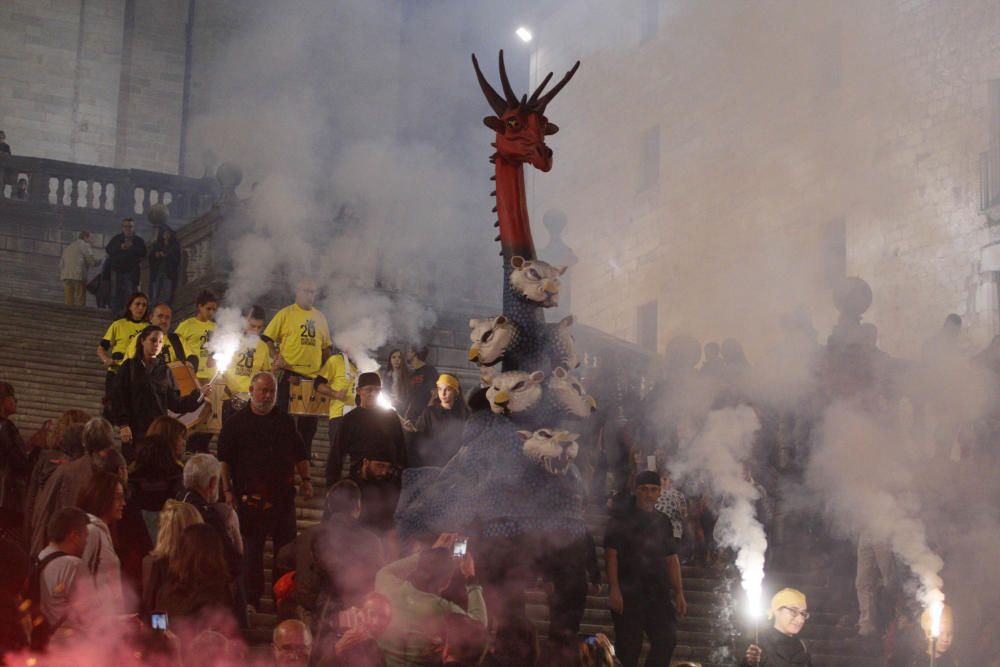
[{"left": 0, "top": 154, "right": 216, "bottom": 225}]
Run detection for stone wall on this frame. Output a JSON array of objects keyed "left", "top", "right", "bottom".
[
  {"left": 0, "top": 0, "right": 188, "bottom": 175},
  {"left": 532, "top": 0, "right": 1000, "bottom": 359}
]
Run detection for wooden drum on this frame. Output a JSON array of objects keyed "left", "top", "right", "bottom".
[
  {"left": 287, "top": 376, "right": 330, "bottom": 416},
  {"left": 168, "top": 361, "right": 200, "bottom": 397}
]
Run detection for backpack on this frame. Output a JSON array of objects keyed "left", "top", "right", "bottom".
[{"left": 25, "top": 550, "right": 68, "bottom": 650}]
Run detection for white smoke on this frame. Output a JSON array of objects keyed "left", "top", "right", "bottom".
[
  {"left": 669, "top": 406, "right": 768, "bottom": 619},
  {"left": 808, "top": 401, "right": 945, "bottom": 612}
]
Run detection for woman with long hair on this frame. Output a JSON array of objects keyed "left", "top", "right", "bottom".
[
  {"left": 145, "top": 415, "right": 189, "bottom": 462},
  {"left": 148, "top": 226, "right": 181, "bottom": 307},
  {"left": 383, "top": 349, "right": 410, "bottom": 411},
  {"left": 155, "top": 523, "right": 233, "bottom": 623},
  {"left": 77, "top": 470, "right": 128, "bottom": 611},
  {"left": 141, "top": 499, "right": 202, "bottom": 617},
  {"left": 129, "top": 434, "right": 185, "bottom": 541},
  {"left": 110, "top": 325, "right": 202, "bottom": 459},
  {"left": 403, "top": 373, "right": 470, "bottom": 468},
  {"left": 96, "top": 292, "right": 149, "bottom": 421}
]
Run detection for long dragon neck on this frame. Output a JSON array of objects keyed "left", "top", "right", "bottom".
[{"left": 494, "top": 156, "right": 535, "bottom": 262}]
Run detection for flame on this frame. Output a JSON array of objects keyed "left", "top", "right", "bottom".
[
  {"left": 210, "top": 330, "right": 242, "bottom": 376},
  {"left": 744, "top": 574, "right": 764, "bottom": 620},
  {"left": 929, "top": 599, "right": 944, "bottom": 639},
  {"left": 376, "top": 390, "right": 395, "bottom": 411}
]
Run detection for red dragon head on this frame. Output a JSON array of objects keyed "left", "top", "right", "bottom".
[{"left": 472, "top": 51, "right": 580, "bottom": 172}]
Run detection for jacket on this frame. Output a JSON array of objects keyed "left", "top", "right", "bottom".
[
  {"left": 82, "top": 514, "right": 124, "bottom": 612},
  {"left": 0, "top": 418, "right": 30, "bottom": 520},
  {"left": 105, "top": 233, "right": 147, "bottom": 275},
  {"left": 375, "top": 553, "right": 488, "bottom": 667},
  {"left": 110, "top": 357, "right": 202, "bottom": 439},
  {"left": 59, "top": 239, "right": 101, "bottom": 281},
  {"left": 738, "top": 627, "right": 812, "bottom": 667}
]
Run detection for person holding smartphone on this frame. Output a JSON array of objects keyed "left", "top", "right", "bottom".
[{"left": 374, "top": 533, "right": 487, "bottom": 666}]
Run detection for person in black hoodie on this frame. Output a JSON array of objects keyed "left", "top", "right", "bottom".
[
  {"left": 739, "top": 588, "right": 813, "bottom": 666},
  {"left": 110, "top": 325, "right": 204, "bottom": 461},
  {"left": 129, "top": 434, "right": 184, "bottom": 542}
]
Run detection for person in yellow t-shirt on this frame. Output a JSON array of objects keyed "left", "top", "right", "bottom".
[
  {"left": 315, "top": 350, "right": 358, "bottom": 482},
  {"left": 129, "top": 302, "right": 194, "bottom": 368},
  {"left": 261, "top": 278, "right": 332, "bottom": 457},
  {"left": 96, "top": 292, "right": 149, "bottom": 418},
  {"left": 172, "top": 289, "right": 219, "bottom": 453},
  {"left": 222, "top": 305, "right": 272, "bottom": 419}
]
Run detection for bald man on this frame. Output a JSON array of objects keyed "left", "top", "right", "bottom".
[
  {"left": 273, "top": 619, "right": 313, "bottom": 666},
  {"left": 262, "top": 279, "right": 332, "bottom": 458},
  {"left": 139, "top": 303, "right": 192, "bottom": 367}
]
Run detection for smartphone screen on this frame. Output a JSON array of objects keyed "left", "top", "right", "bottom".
[
  {"left": 151, "top": 612, "right": 169, "bottom": 631},
  {"left": 453, "top": 538, "right": 468, "bottom": 557}
]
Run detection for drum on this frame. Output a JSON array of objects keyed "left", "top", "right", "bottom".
[
  {"left": 287, "top": 376, "right": 330, "bottom": 416},
  {"left": 190, "top": 385, "right": 224, "bottom": 434},
  {"left": 169, "top": 361, "right": 199, "bottom": 397}
]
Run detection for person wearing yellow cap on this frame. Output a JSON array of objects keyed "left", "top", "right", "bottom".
[
  {"left": 740, "top": 588, "right": 812, "bottom": 666},
  {"left": 402, "top": 373, "right": 470, "bottom": 467}
]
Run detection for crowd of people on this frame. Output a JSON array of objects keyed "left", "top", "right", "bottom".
[{"left": 1, "top": 219, "right": 996, "bottom": 665}]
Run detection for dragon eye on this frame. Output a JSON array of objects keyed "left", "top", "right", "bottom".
[
  {"left": 539, "top": 430, "right": 553, "bottom": 438},
  {"left": 512, "top": 381, "right": 525, "bottom": 391},
  {"left": 526, "top": 269, "right": 541, "bottom": 280},
  {"left": 507, "top": 117, "right": 521, "bottom": 129},
  {"left": 482, "top": 330, "right": 494, "bottom": 342}
]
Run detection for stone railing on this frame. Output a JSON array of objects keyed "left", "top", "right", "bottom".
[{"left": 0, "top": 154, "right": 216, "bottom": 225}]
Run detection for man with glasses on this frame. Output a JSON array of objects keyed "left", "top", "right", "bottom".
[
  {"left": 741, "top": 588, "right": 813, "bottom": 666},
  {"left": 105, "top": 218, "right": 147, "bottom": 313}
]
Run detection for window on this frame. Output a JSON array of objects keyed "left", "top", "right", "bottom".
[
  {"left": 637, "top": 300, "right": 658, "bottom": 352},
  {"left": 638, "top": 125, "right": 660, "bottom": 193}
]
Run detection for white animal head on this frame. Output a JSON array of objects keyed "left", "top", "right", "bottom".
[
  {"left": 468, "top": 315, "right": 516, "bottom": 366},
  {"left": 486, "top": 370, "right": 545, "bottom": 415},
  {"left": 509, "top": 256, "right": 566, "bottom": 307},
  {"left": 548, "top": 366, "right": 597, "bottom": 417},
  {"left": 517, "top": 428, "right": 580, "bottom": 475}
]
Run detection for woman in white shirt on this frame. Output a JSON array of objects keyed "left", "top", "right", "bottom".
[{"left": 78, "top": 470, "right": 127, "bottom": 612}]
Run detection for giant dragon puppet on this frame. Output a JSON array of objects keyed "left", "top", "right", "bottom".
[{"left": 396, "top": 51, "right": 597, "bottom": 635}]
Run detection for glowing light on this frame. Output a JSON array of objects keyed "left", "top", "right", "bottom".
[
  {"left": 744, "top": 575, "right": 763, "bottom": 621},
  {"left": 211, "top": 332, "right": 242, "bottom": 376},
  {"left": 376, "top": 391, "right": 395, "bottom": 411},
  {"left": 929, "top": 599, "right": 944, "bottom": 639},
  {"left": 516, "top": 26, "right": 533, "bottom": 43}
]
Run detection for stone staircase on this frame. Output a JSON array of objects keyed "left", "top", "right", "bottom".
[{"left": 0, "top": 296, "right": 881, "bottom": 666}]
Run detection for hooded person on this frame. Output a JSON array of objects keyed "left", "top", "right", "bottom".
[{"left": 738, "top": 588, "right": 812, "bottom": 666}]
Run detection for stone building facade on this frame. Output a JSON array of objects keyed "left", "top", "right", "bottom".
[{"left": 530, "top": 0, "right": 1000, "bottom": 359}]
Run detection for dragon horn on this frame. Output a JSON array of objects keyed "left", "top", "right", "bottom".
[
  {"left": 527, "top": 71, "right": 554, "bottom": 106},
  {"left": 497, "top": 50, "right": 520, "bottom": 107},
  {"left": 472, "top": 53, "right": 507, "bottom": 116},
  {"left": 534, "top": 60, "right": 581, "bottom": 113}
]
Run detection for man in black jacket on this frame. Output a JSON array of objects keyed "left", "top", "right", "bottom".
[
  {"left": 218, "top": 371, "right": 313, "bottom": 610},
  {"left": 0, "top": 382, "right": 29, "bottom": 543},
  {"left": 105, "top": 217, "right": 147, "bottom": 313},
  {"left": 327, "top": 373, "right": 406, "bottom": 484}
]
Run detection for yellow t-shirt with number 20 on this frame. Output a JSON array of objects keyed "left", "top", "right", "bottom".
[{"left": 262, "top": 304, "right": 331, "bottom": 378}]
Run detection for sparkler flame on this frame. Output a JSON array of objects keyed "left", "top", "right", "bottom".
[
  {"left": 376, "top": 390, "right": 395, "bottom": 411},
  {"left": 210, "top": 332, "right": 242, "bottom": 376},
  {"left": 929, "top": 598, "right": 944, "bottom": 639},
  {"left": 744, "top": 576, "right": 764, "bottom": 620}
]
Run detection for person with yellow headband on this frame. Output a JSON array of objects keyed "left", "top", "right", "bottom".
[
  {"left": 402, "top": 373, "right": 470, "bottom": 468},
  {"left": 739, "top": 588, "right": 812, "bottom": 666}
]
